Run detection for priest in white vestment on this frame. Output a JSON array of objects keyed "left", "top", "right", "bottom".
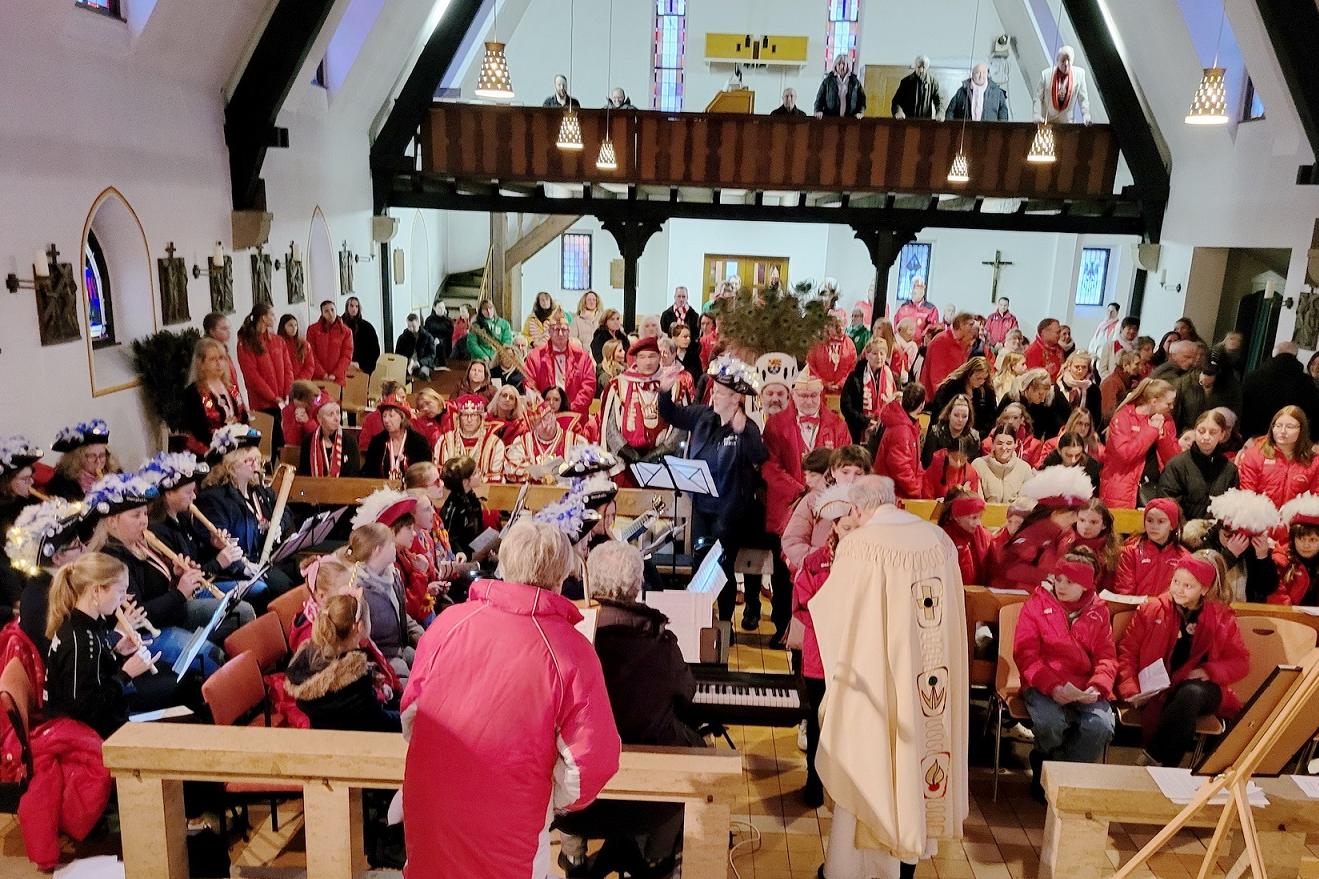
[{"left": 811, "top": 476, "right": 969, "bottom": 879}]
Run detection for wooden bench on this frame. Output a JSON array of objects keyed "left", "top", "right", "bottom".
[
  {"left": 901, "top": 499, "right": 1144, "bottom": 536},
  {"left": 271, "top": 473, "right": 400, "bottom": 506},
  {"left": 103, "top": 723, "right": 742, "bottom": 879},
  {"left": 1039, "top": 762, "right": 1319, "bottom": 879}
]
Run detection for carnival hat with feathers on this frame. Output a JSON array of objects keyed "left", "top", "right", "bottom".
[
  {"left": 534, "top": 492, "right": 600, "bottom": 545},
  {"left": 558, "top": 444, "right": 620, "bottom": 509},
  {"left": 351, "top": 488, "right": 417, "bottom": 531},
  {"left": 0, "top": 436, "right": 43, "bottom": 476},
  {"left": 708, "top": 353, "right": 761, "bottom": 396},
  {"left": 1019, "top": 465, "right": 1093, "bottom": 509},
  {"left": 207, "top": 424, "right": 262, "bottom": 465},
  {"left": 1208, "top": 488, "right": 1280, "bottom": 536},
  {"left": 139, "top": 451, "right": 210, "bottom": 492},
  {"left": 5, "top": 497, "right": 85, "bottom": 576},
  {"left": 813, "top": 483, "right": 854, "bottom": 522},
  {"left": 52, "top": 419, "right": 109, "bottom": 454},
  {"left": 83, "top": 471, "right": 159, "bottom": 521},
  {"left": 1279, "top": 492, "right": 1319, "bottom": 529}
]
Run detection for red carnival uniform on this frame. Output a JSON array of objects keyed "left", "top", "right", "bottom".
[
  {"left": 761, "top": 405, "right": 851, "bottom": 534},
  {"left": 1113, "top": 535, "right": 1189, "bottom": 596},
  {"left": 805, "top": 337, "right": 858, "bottom": 392},
  {"left": 1024, "top": 337, "right": 1065, "bottom": 382}
]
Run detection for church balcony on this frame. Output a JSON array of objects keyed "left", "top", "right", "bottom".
[{"left": 403, "top": 103, "right": 1142, "bottom": 236}]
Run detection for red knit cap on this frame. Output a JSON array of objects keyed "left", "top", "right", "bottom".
[
  {"left": 1055, "top": 559, "right": 1095, "bottom": 592},
  {"left": 1175, "top": 556, "right": 1217, "bottom": 587},
  {"left": 949, "top": 496, "right": 986, "bottom": 518},
  {"left": 1143, "top": 497, "right": 1181, "bottom": 529}
]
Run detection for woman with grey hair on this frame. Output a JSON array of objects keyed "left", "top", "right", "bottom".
[
  {"left": 555, "top": 541, "right": 703, "bottom": 876},
  {"left": 400, "top": 519, "right": 621, "bottom": 878}
]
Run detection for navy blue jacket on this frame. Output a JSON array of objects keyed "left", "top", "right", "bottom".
[{"left": 658, "top": 394, "right": 767, "bottom": 529}]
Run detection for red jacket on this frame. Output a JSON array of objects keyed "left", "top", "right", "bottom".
[
  {"left": 523, "top": 342, "right": 598, "bottom": 414},
  {"left": 919, "top": 330, "right": 968, "bottom": 399},
  {"left": 1266, "top": 545, "right": 1317, "bottom": 606},
  {"left": 4, "top": 717, "right": 111, "bottom": 870},
  {"left": 1014, "top": 587, "right": 1117, "bottom": 699},
  {"left": 1024, "top": 338, "right": 1065, "bottom": 381},
  {"left": 793, "top": 544, "right": 832, "bottom": 680},
  {"left": 761, "top": 406, "right": 851, "bottom": 533},
  {"left": 1236, "top": 444, "right": 1319, "bottom": 511},
  {"left": 281, "top": 335, "right": 322, "bottom": 382},
  {"left": 281, "top": 391, "right": 330, "bottom": 450},
  {"left": 992, "top": 517, "right": 1064, "bottom": 590},
  {"left": 1100, "top": 406, "right": 1179, "bottom": 508},
  {"left": 873, "top": 400, "right": 923, "bottom": 498},
  {"left": 1114, "top": 535, "right": 1189, "bottom": 596},
  {"left": 805, "top": 337, "right": 858, "bottom": 392},
  {"left": 1116, "top": 594, "right": 1249, "bottom": 720},
  {"left": 306, "top": 318, "right": 354, "bottom": 384},
  {"left": 237, "top": 334, "right": 295, "bottom": 412},
  {"left": 921, "top": 449, "right": 982, "bottom": 500},
  {"left": 942, "top": 520, "right": 994, "bottom": 587},
  {"left": 892, "top": 299, "right": 941, "bottom": 340},
  {"left": 398, "top": 534, "right": 439, "bottom": 624},
  {"left": 981, "top": 430, "right": 1044, "bottom": 469},
  {"left": 985, "top": 312, "right": 1019, "bottom": 348}
]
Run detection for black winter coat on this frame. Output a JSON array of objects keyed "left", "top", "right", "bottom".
[
  {"left": 931, "top": 379, "right": 997, "bottom": 436},
  {"left": 1156, "top": 447, "right": 1239, "bottom": 521},
  {"left": 1241, "top": 354, "right": 1319, "bottom": 441},
  {"left": 283, "top": 648, "right": 400, "bottom": 733}
]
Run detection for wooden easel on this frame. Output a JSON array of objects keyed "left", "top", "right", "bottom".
[{"left": 1113, "top": 652, "right": 1319, "bottom": 879}]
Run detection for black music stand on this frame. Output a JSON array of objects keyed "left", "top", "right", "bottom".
[{"left": 170, "top": 564, "right": 271, "bottom": 678}]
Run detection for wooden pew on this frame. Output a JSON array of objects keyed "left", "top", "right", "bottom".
[
  {"left": 271, "top": 473, "right": 400, "bottom": 506},
  {"left": 902, "top": 499, "right": 1144, "bottom": 536},
  {"left": 103, "top": 723, "right": 742, "bottom": 879},
  {"left": 1039, "top": 762, "right": 1319, "bottom": 879}
]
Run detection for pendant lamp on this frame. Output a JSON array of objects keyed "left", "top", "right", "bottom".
[
  {"left": 596, "top": 137, "right": 618, "bottom": 170},
  {"left": 1027, "top": 123, "right": 1056, "bottom": 164},
  {"left": 475, "top": 42, "right": 515, "bottom": 100},
  {"left": 947, "top": 151, "right": 970, "bottom": 183},
  {"left": 1186, "top": 67, "right": 1228, "bottom": 124},
  {"left": 557, "top": 109, "right": 584, "bottom": 150},
  {"left": 949, "top": 0, "right": 981, "bottom": 185},
  {"left": 596, "top": 0, "right": 618, "bottom": 170}
]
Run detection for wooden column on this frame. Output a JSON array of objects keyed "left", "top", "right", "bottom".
[
  {"left": 303, "top": 781, "right": 367, "bottom": 879},
  {"left": 681, "top": 797, "right": 733, "bottom": 879},
  {"left": 852, "top": 226, "right": 919, "bottom": 321},
  {"left": 602, "top": 218, "right": 665, "bottom": 331},
  {"left": 117, "top": 776, "right": 190, "bottom": 879},
  {"left": 489, "top": 212, "right": 509, "bottom": 319}
]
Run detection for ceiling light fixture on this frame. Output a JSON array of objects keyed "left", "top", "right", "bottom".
[
  {"left": 596, "top": 0, "right": 618, "bottom": 170},
  {"left": 474, "top": 2, "right": 514, "bottom": 100},
  {"left": 1186, "top": 1, "right": 1229, "bottom": 125},
  {"left": 557, "top": 0, "right": 584, "bottom": 151}
]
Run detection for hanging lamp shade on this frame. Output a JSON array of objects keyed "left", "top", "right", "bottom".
[
  {"left": 1186, "top": 67, "right": 1228, "bottom": 125},
  {"left": 1027, "top": 123, "right": 1056, "bottom": 164},
  {"left": 947, "top": 151, "right": 970, "bottom": 183},
  {"left": 474, "top": 42, "right": 515, "bottom": 100},
  {"left": 556, "top": 108, "right": 584, "bottom": 150},
  {"left": 596, "top": 136, "right": 618, "bottom": 170}
]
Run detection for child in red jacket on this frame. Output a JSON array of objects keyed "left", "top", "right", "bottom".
[
  {"left": 791, "top": 498, "right": 858, "bottom": 809},
  {"left": 921, "top": 437, "right": 981, "bottom": 500},
  {"left": 1059, "top": 499, "right": 1121, "bottom": 593},
  {"left": 939, "top": 491, "right": 994, "bottom": 586},
  {"left": 1014, "top": 547, "right": 1116, "bottom": 801},
  {"left": 1116, "top": 551, "right": 1250, "bottom": 767},
  {"left": 1114, "top": 498, "right": 1189, "bottom": 596},
  {"left": 992, "top": 466, "right": 1094, "bottom": 590},
  {"left": 1264, "top": 493, "right": 1319, "bottom": 606}
]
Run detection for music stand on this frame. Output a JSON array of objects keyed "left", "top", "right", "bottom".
[
  {"left": 170, "top": 564, "right": 271, "bottom": 678},
  {"left": 268, "top": 506, "right": 348, "bottom": 565},
  {"left": 1113, "top": 656, "right": 1319, "bottom": 879}
]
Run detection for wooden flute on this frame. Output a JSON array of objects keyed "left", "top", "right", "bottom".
[
  {"left": 141, "top": 531, "right": 225, "bottom": 598},
  {"left": 114, "top": 607, "right": 157, "bottom": 675}
]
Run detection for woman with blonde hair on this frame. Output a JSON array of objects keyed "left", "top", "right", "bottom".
[
  {"left": 343, "top": 521, "right": 421, "bottom": 681},
  {"left": 46, "top": 420, "right": 122, "bottom": 502},
  {"left": 932, "top": 355, "right": 996, "bottom": 435},
  {"left": 1039, "top": 406, "right": 1105, "bottom": 463},
  {"left": 841, "top": 336, "right": 898, "bottom": 444},
  {"left": 487, "top": 384, "right": 527, "bottom": 444},
  {"left": 993, "top": 350, "right": 1027, "bottom": 402},
  {"left": 596, "top": 338, "right": 627, "bottom": 394},
  {"left": 1100, "top": 377, "right": 1180, "bottom": 508},
  {"left": 571, "top": 290, "right": 602, "bottom": 351},
  {"left": 182, "top": 337, "right": 250, "bottom": 456},
  {"left": 1007, "top": 367, "right": 1071, "bottom": 441}
]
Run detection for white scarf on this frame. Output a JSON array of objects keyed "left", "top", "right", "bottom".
[{"left": 969, "top": 81, "right": 987, "bottom": 120}]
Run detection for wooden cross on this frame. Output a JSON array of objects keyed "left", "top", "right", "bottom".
[
  {"left": 981, "top": 250, "right": 1013, "bottom": 304},
  {"left": 165, "top": 241, "right": 177, "bottom": 261}
]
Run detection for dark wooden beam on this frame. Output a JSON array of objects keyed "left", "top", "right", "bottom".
[
  {"left": 1061, "top": 0, "right": 1170, "bottom": 239},
  {"left": 371, "top": 0, "right": 484, "bottom": 213},
  {"left": 1254, "top": 0, "right": 1319, "bottom": 182},
  {"left": 225, "top": 0, "right": 337, "bottom": 211}
]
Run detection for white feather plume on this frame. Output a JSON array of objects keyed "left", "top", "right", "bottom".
[
  {"left": 1278, "top": 492, "right": 1319, "bottom": 528},
  {"left": 352, "top": 488, "right": 413, "bottom": 530},
  {"left": 1208, "top": 489, "right": 1280, "bottom": 534},
  {"left": 1019, "top": 465, "right": 1094, "bottom": 504}
]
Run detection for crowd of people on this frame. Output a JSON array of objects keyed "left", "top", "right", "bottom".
[{"left": 3, "top": 271, "right": 1319, "bottom": 876}]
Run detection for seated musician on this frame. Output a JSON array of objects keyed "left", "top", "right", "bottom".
[
  {"left": 0, "top": 435, "right": 45, "bottom": 542},
  {"left": 181, "top": 337, "right": 249, "bottom": 456},
  {"left": 194, "top": 425, "right": 298, "bottom": 596},
  {"left": 556, "top": 540, "right": 703, "bottom": 877},
  {"left": 298, "top": 400, "right": 359, "bottom": 477},
  {"left": 434, "top": 394, "right": 507, "bottom": 484},
  {"left": 362, "top": 398, "right": 432, "bottom": 481},
  {"left": 46, "top": 420, "right": 120, "bottom": 501},
  {"left": 345, "top": 508, "right": 424, "bottom": 682},
  {"left": 83, "top": 472, "right": 237, "bottom": 671},
  {"left": 7, "top": 496, "right": 89, "bottom": 655},
  {"left": 504, "top": 396, "right": 586, "bottom": 484}
]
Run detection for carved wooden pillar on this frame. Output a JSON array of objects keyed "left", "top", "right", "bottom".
[
  {"left": 601, "top": 218, "right": 665, "bottom": 331},
  {"left": 852, "top": 226, "right": 919, "bottom": 321}
]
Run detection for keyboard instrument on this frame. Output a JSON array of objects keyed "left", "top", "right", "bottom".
[{"left": 689, "top": 667, "right": 807, "bottom": 728}]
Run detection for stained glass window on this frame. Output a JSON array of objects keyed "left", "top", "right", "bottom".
[
  {"left": 825, "top": 0, "right": 861, "bottom": 73},
  {"left": 84, "top": 233, "right": 116, "bottom": 347},
  {"left": 1075, "top": 247, "right": 1111, "bottom": 306},
  {"left": 76, "top": 0, "right": 121, "bottom": 17},
  {"left": 561, "top": 233, "right": 592, "bottom": 291},
  {"left": 652, "top": 0, "right": 686, "bottom": 112},
  {"left": 895, "top": 242, "right": 932, "bottom": 302}
]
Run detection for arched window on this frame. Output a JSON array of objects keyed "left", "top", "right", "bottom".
[
  {"left": 825, "top": 0, "right": 861, "bottom": 73},
  {"left": 84, "top": 231, "right": 116, "bottom": 348}
]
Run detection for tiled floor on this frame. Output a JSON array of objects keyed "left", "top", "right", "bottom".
[{"left": 0, "top": 595, "right": 1316, "bottom": 877}]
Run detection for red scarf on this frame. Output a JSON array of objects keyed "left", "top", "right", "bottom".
[
  {"left": 1051, "top": 68, "right": 1073, "bottom": 113},
  {"left": 309, "top": 427, "right": 343, "bottom": 477}
]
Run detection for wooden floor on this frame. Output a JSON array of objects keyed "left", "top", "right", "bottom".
[{"left": 2, "top": 593, "right": 1318, "bottom": 877}]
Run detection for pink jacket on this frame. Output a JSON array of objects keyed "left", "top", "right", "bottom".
[
  {"left": 1100, "top": 406, "right": 1179, "bottom": 508},
  {"left": 523, "top": 341, "right": 598, "bottom": 414},
  {"left": 781, "top": 489, "right": 834, "bottom": 575},
  {"left": 402, "top": 579, "right": 621, "bottom": 879},
  {"left": 794, "top": 544, "right": 833, "bottom": 679}
]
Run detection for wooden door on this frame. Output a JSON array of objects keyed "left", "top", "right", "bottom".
[{"left": 702, "top": 254, "right": 790, "bottom": 304}]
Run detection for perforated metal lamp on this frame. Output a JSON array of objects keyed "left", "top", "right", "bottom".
[
  {"left": 1186, "top": 67, "right": 1228, "bottom": 125},
  {"left": 474, "top": 42, "right": 515, "bottom": 100},
  {"left": 596, "top": 137, "right": 618, "bottom": 170},
  {"left": 947, "top": 151, "right": 970, "bottom": 183},
  {"left": 1027, "top": 123, "right": 1056, "bottom": 164},
  {"left": 556, "top": 108, "right": 584, "bottom": 150}
]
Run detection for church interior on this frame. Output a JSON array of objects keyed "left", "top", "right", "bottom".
[{"left": 6, "top": 0, "right": 1319, "bottom": 877}]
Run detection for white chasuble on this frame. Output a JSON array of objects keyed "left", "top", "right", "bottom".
[{"left": 811, "top": 504, "right": 969, "bottom": 872}]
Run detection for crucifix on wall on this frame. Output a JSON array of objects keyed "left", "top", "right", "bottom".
[{"left": 981, "top": 250, "right": 1014, "bottom": 304}]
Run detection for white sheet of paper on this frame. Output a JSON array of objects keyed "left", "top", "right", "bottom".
[
  {"left": 1289, "top": 774, "right": 1319, "bottom": 799},
  {"left": 575, "top": 606, "right": 599, "bottom": 644},
  {"left": 1099, "top": 589, "right": 1148, "bottom": 606},
  {"left": 1137, "top": 659, "right": 1171, "bottom": 696},
  {"left": 1057, "top": 682, "right": 1088, "bottom": 703},
  {"left": 988, "top": 587, "right": 1030, "bottom": 596},
  {"left": 1147, "top": 767, "right": 1268, "bottom": 807},
  {"left": 128, "top": 705, "right": 194, "bottom": 723},
  {"left": 641, "top": 590, "right": 715, "bottom": 663},
  {"left": 631, "top": 461, "right": 676, "bottom": 490},
  {"left": 687, "top": 540, "right": 729, "bottom": 595},
  {"left": 1291, "top": 605, "right": 1319, "bottom": 617}
]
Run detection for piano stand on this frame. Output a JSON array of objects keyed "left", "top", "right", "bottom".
[{"left": 699, "top": 722, "right": 736, "bottom": 750}]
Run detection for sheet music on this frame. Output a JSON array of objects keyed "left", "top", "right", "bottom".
[
  {"left": 129, "top": 705, "right": 194, "bottom": 723},
  {"left": 630, "top": 462, "right": 676, "bottom": 490},
  {"left": 1100, "top": 589, "right": 1148, "bottom": 606},
  {"left": 663, "top": 456, "right": 719, "bottom": 498},
  {"left": 1135, "top": 660, "right": 1171, "bottom": 703},
  {"left": 1147, "top": 767, "right": 1268, "bottom": 806},
  {"left": 688, "top": 540, "right": 728, "bottom": 595}
]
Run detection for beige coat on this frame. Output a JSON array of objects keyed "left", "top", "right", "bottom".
[
  {"left": 972, "top": 454, "right": 1033, "bottom": 504},
  {"left": 811, "top": 504, "right": 969, "bottom": 864}
]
